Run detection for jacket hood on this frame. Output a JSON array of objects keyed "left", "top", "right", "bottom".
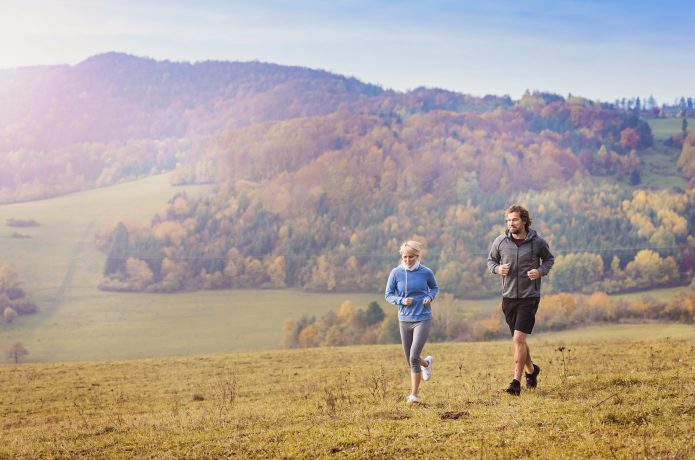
[{"left": 505, "top": 228, "right": 538, "bottom": 241}]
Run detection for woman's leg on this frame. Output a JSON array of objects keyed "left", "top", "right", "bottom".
[
  {"left": 410, "top": 367, "right": 422, "bottom": 398},
  {"left": 407, "top": 320, "right": 432, "bottom": 397},
  {"left": 399, "top": 321, "right": 414, "bottom": 370}
]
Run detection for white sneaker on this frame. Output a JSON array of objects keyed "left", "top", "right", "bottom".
[
  {"left": 407, "top": 394, "right": 420, "bottom": 404},
  {"left": 422, "top": 356, "right": 434, "bottom": 381}
]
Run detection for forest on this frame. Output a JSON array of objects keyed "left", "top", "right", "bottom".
[
  {"left": 0, "top": 52, "right": 505, "bottom": 203},
  {"left": 1, "top": 53, "right": 693, "bottom": 302},
  {"left": 96, "top": 93, "right": 693, "bottom": 298}
]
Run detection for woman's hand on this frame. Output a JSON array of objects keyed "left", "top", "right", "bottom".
[
  {"left": 403, "top": 297, "right": 413, "bottom": 306},
  {"left": 423, "top": 297, "right": 431, "bottom": 307}
]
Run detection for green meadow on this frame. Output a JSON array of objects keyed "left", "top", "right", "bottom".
[
  {"left": 646, "top": 117, "right": 692, "bottom": 141},
  {"left": 7, "top": 289, "right": 394, "bottom": 362},
  {"left": 0, "top": 175, "right": 398, "bottom": 361},
  {"left": 1, "top": 324, "right": 693, "bottom": 458},
  {"left": 638, "top": 118, "right": 689, "bottom": 189}
]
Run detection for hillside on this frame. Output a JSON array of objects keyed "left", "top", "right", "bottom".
[
  {"left": 0, "top": 174, "right": 394, "bottom": 362},
  {"left": 1, "top": 328, "right": 693, "bottom": 458},
  {"left": 1, "top": 53, "right": 693, "bottom": 331},
  {"left": 97, "top": 98, "right": 693, "bottom": 298},
  {"left": 0, "top": 52, "right": 507, "bottom": 203}
]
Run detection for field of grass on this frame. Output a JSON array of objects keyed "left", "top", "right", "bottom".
[
  {"left": 6, "top": 288, "right": 391, "bottom": 362},
  {"left": 0, "top": 174, "right": 214, "bottom": 306},
  {"left": 1, "top": 324, "right": 693, "bottom": 458},
  {"left": 637, "top": 118, "right": 689, "bottom": 189},
  {"left": 8, "top": 285, "right": 689, "bottom": 363},
  {"left": 646, "top": 117, "right": 692, "bottom": 141},
  {"left": 639, "top": 148, "right": 687, "bottom": 190},
  {"left": 0, "top": 174, "right": 493, "bottom": 362},
  {"left": 0, "top": 176, "right": 388, "bottom": 361},
  {"left": 611, "top": 286, "right": 689, "bottom": 303},
  {"left": 536, "top": 322, "right": 695, "bottom": 343}
]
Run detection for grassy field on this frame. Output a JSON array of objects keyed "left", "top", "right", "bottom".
[
  {"left": 4, "top": 283, "right": 689, "bottom": 363},
  {"left": 646, "top": 117, "right": 692, "bottom": 141},
  {"left": 638, "top": 118, "right": 689, "bottom": 189},
  {"left": 1, "top": 324, "right": 693, "bottom": 458},
  {"left": 0, "top": 174, "right": 493, "bottom": 362},
  {"left": 612, "top": 286, "right": 688, "bottom": 303},
  {"left": 6, "top": 289, "right": 392, "bottom": 362},
  {"left": 536, "top": 322, "right": 695, "bottom": 342},
  {"left": 638, "top": 147, "right": 687, "bottom": 190},
  {"left": 0, "top": 173, "right": 214, "bottom": 306},
  {"left": 0, "top": 176, "right": 388, "bottom": 361}
]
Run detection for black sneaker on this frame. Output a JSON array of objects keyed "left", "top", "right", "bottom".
[
  {"left": 505, "top": 379, "right": 521, "bottom": 396},
  {"left": 525, "top": 364, "right": 540, "bottom": 389}
]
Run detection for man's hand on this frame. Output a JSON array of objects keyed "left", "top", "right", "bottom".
[
  {"left": 498, "top": 263, "right": 510, "bottom": 276},
  {"left": 527, "top": 269, "right": 540, "bottom": 280}
]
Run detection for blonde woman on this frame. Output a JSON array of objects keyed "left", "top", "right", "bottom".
[{"left": 385, "top": 240, "right": 439, "bottom": 404}]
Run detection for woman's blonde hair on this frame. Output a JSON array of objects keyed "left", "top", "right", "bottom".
[{"left": 399, "top": 240, "right": 422, "bottom": 256}]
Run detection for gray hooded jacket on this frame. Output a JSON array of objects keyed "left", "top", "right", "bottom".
[{"left": 487, "top": 229, "right": 555, "bottom": 299}]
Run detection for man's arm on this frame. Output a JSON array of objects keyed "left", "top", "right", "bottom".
[
  {"left": 538, "top": 239, "right": 555, "bottom": 276},
  {"left": 486, "top": 237, "right": 502, "bottom": 274}
]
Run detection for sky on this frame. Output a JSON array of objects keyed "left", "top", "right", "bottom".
[{"left": 1, "top": 0, "right": 693, "bottom": 104}]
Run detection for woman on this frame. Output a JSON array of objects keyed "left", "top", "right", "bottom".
[{"left": 385, "top": 240, "right": 439, "bottom": 404}]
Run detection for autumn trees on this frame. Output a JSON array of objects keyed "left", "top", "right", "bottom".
[
  {"left": 281, "top": 287, "right": 695, "bottom": 349},
  {"left": 282, "top": 301, "right": 392, "bottom": 348},
  {"left": 0, "top": 262, "right": 38, "bottom": 326},
  {"left": 0, "top": 53, "right": 513, "bottom": 205},
  {"left": 678, "top": 132, "right": 695, "bottom": 184},
  {"left": 97, "top": 96, "right": 692, "bottom": 297}
]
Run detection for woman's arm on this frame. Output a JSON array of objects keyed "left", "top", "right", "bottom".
[{"left": 384, "top": 269, "right": 403, "bottom": 305}]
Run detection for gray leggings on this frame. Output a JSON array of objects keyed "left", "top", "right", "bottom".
[{"left": 399, "top": 320, "right": 431, "bottom": 373}]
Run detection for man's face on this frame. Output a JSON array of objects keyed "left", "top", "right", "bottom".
[{"left": 506, "top": 212, "right": 525, "bottom": 235}]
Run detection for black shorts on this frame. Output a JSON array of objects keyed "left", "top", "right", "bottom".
[{"left": 502, "top": 297, "right": 540, "bottom": 336}]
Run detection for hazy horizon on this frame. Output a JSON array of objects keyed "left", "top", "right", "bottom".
[{"left": 1, "top": 0, "right": 694, "bottom": 104}]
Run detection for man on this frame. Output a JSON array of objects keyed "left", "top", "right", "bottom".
[{"left": 487, "top": 204, "right": 554, "bottom": 396}]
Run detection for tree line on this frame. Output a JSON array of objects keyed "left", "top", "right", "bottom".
[
  {"left": 282, "top": 287, "right": 695, "bottom": 349},
  {"left": 97, "top": 95, "right": 693, "bottom": 298},
  {"left": 0, "top": 262, "right": 37, "bottom": 327}
]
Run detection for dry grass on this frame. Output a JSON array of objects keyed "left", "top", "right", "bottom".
[{"left": 1, "top": 328, "right": 694, "bottom": 458}]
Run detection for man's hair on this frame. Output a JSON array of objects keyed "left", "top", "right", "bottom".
[{"left": 506, "top": 204, "right": 532, "bottom": 231}]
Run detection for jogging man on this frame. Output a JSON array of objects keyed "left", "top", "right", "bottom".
[{"left": 487, "top": 204, "right": 554, "bottom": 395}]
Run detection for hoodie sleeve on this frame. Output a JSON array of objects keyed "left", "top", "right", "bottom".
[
  {"left": 426, "top": 268, "right": 439, "bottom": 301},
  {"left": 487, "top": 235, "right": 503, "bottom": 275},
  {"left": 537, "top": 237, "right": 555, "bottom": 276},
  {"left": 384, "top": 268, "right": 403, "bottom": 305}
]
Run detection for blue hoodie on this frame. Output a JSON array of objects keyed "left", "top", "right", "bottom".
[{"left": 385, "top": 263, "right": 439, "bottom": 322}]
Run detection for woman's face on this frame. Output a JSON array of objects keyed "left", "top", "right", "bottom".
[{"left": 401, "top": 251, "right": 418, "bottom": 268}]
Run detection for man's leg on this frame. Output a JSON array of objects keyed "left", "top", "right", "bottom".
[
  {"left": 525, "top": 342, "right": 533, "bottom": 374},
  {"left": 512, "top": 330, "right": 530, "bottom": 381}
]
